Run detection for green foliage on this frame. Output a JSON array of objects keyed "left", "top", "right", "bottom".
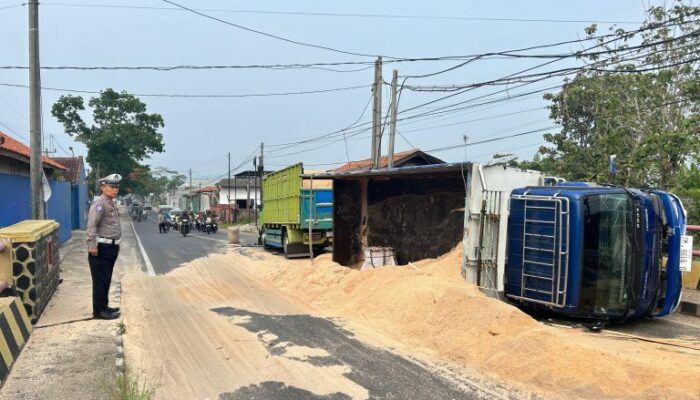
[
  {"left": 111, "top": 367, "right": 156, "bottom": 400},
  {"left": 520, "top": 1, "right": 700, "bottom": 190},
  {"left": 51, "top": 89, "right": 165, "bottom": 195}
]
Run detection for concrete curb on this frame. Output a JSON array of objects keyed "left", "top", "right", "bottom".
[
  {"left": 679, "top": 300, "right": 700, "bottom": 318},
  {"left": 114, "top": 281, "right": 125, "bottom": 373}
]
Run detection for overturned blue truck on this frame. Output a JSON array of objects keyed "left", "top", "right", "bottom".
[{"left": 505, "top": 183, "right": 688, "bottom": 320}]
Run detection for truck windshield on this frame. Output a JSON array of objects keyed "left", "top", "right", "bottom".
[{"left": 579, "top": 193, "right": 631, "bottom": 316}]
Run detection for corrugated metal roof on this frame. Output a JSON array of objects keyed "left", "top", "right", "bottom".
[
  {"left": 333, "top": 149, "right": 444, "bottom": 173},
  {"left": 53, "top": 156, "right": 84, "bottom": 182},
  {"left": 306, "top": 162, "right": 474, "bottom": 179}
]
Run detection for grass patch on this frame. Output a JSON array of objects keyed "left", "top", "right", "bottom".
[
  {"left": 117, "top": 319, "right": 126, "bottom": 335},
  {"left": 112, "top": 367, "right": 156, "bottom": 400}
]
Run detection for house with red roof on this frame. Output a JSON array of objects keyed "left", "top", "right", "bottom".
[{"left": 0, "top": 132, "right": 73, "bottom": 242}]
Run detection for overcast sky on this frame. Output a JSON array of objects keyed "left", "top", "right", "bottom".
[{"left": 0, "top": 1, "right": 660, "bottom": 183}]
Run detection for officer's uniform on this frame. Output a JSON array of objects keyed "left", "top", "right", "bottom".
[{"left": 87, "top": 174, "right": 122, "bottom": 317}]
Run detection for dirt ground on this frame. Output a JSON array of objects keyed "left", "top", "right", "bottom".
[{"left": 123, "top": 244, "right": 700, "bottom": 399}]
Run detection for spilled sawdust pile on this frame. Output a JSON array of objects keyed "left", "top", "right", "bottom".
[{"left": 224, "top": 246, "right": 700, "bottom": 400}]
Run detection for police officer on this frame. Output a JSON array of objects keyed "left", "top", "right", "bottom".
[{"left": 87, "top": 173, "right": 122, "bottom": 320}]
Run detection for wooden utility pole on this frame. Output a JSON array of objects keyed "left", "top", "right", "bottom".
[
  {"left": 29, "top": 0, "right": 44, "bottom": 219},
  {"left": 387, "top": 69, "right": 398, "bottom": 169},
  {"left": 370, "top": 56, "right": 383, "bottom": 170}
]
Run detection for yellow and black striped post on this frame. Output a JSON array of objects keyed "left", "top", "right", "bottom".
[{"left": 0, "top": 297, "right": 32, "bottom": 383}]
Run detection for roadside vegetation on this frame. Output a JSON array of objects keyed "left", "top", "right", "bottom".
[{"left": 111, "top": 367, "right": 157, "bottom": 400}]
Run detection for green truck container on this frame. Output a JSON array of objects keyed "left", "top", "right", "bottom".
[{"left": 260, "top": 163, "right": 333, "bottom": 258}]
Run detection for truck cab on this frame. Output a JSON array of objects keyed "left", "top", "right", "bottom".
[{"left": 505, "top": 184, "right": 687, "bottom": 320}]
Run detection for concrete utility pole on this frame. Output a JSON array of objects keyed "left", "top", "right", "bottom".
[
  {"left": 188, "top": 168, "right": 192, "bottom": 211},
  {"left": 94, "top": 163, "right": 101, "bottom": 194},
  {"left": 258, "top": 143, "right": 264, "bottom": 244},
  {"left": 227, "top": 152, "right": 231, "bottom": 222},
  {"left": 28, "top": 0, "right": 44, "bottom": 219},
  {"left": 370, "top": 56, "right": 383, "bottom": 170},
  {"left": 259, "top": 142, "right": 264, "bottom": 212},
  {"left": 387, "top": 69, "right": 398, "bottom": 169}
]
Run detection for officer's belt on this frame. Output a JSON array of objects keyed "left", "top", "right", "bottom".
[{"left": 98, "top": 238, "right": 121, "bottom": 245}]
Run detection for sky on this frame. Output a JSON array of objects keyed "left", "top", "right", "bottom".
[{"left": 0, "top": 0, "right": 663, "bottom": 185}]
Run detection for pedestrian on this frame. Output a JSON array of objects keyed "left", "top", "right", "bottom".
[
  {"left": 157, "top": 211, "right": 166, "bottom": 233},
  {"left": 87, "top": 173, "right": 122, "bottom": 320}
]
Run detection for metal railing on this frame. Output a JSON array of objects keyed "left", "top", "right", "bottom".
[{"left": 509, "top": 194, "right": 570, "bottom": 308}]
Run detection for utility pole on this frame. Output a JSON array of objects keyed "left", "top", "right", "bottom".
[
  {"left": 28, "top": 0, "right": 44, "bottom": 219},
  {"left": 259, "top": 143, "right": 264, "bottom": 214},
  {"left": 188, "top": 168, "right": 192, "bottom": 211},
  {"left": 387, "top": 69, "right": 398, "bottom": 169},
  {"left": 94, "top": 163, "right": 101, "bottom": 194},
  {"left": 258, "top": 142, "right": 264, "bottom": 244},
  {"left": 227, "top": 152, "right": 231, "bottom": 222},
  {"left": 370, "top": 56, "right": 383, "bottom": 170}
]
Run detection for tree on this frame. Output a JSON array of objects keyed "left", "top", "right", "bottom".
[
  {"left": 530, "top": 2, "right": 700, "bottom": 189},
  {"left": 51, "top": 89, "right": 165, "bottom": 194}
]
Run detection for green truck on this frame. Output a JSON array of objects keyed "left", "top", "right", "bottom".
[{"left": 260, "top": 163, "right": 333, "bottom": 258}]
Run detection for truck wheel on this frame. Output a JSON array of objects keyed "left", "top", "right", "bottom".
[
  {"left": 261, "top": 230, "right": 272, "bottom": 250},
  {"left": 282, "top": 231, "right": 289, "bottom": 258}
]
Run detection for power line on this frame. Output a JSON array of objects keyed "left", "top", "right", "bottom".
[
  {"left": 425, "top": 126, "right": 556, "bottom": 153},
  {"left": 42, "top": 3, "right": 644, "bottom": 24},
  {"left": 0, "top": 119, "right": 28, "bottom": 141},
  {"left": 161, "top": 0, "right": 386, "bottom": 58},
  {"left": 3, "top": 18, "right": 690, "bottom": 72},
  {"left": 0, "top": 3, "right": 22, "bottom": 11},
  {"left": 0, "top": 82, "right": 370, "bottom": 98}
]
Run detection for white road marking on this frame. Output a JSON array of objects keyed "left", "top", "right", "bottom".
[
  {"left": 189, "top": 233, "right": 230, "bottom": 244},
  {"left": 129, "top": 219, "right": 156, "bottom": 277}
]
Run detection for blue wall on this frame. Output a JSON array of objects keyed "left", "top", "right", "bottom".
[
  {"left": 47, "top": 180, "right": 72, "bottom": 244},
  {"left": 71, "top": 183, "right": 88, "bottom": 230},
  {"left": 0, "top": 173, "right": 72, "bottom": 244}
]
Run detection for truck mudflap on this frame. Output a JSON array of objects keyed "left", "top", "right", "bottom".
[{"left": 651, "top": 191, "right": 686, "bottom": 317}]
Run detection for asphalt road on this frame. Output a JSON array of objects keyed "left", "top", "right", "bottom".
[{"left": 130, "top": 211, "right": 259, "bottom": 275}]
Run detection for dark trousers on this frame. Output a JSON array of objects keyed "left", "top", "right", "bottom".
[
  {"left": 88, "top": 243, "right": 119, "bottom": 315},
  {"left": 159, "top": 222, "right": 166, "bottom": 233}
]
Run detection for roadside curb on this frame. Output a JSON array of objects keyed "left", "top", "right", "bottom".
[
  {"left": 679, "top": 300, "right": 700, "bottom": 318},
  {"left": 114, "top": 280, "right": 125, "bottom": 373},
  {"left": 679, "top": 289, "right": 700, "bottom": 318}
]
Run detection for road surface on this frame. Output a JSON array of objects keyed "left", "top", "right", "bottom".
[
  {"left": 124, "top": 214, "right": 503, "bottom": 399},
  {"left": 130, "top": 211, "right": 259, "bottom": 275}
]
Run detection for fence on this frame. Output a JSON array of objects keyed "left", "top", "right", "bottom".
[{"left": 0, "top": 173, "right": 72, "bottom": 244}]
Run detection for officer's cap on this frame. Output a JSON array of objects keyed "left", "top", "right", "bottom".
[{"left": 99, "top": 173, "right": 122, "bottom": 185}]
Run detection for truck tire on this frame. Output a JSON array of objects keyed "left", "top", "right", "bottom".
[
  {"left": 261, "top": 229, "right": 272, "bottom": 250},
  {"left": 282, "top": 230, "right": 289, "bottom": 258}
]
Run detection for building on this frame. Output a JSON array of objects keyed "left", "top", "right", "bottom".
[
  {"left": 188, "top": 186, "right": 218, "bottom": 212},
  {"left": 0, "top": 132, "right": 72, "bottom": 243},
  {"left": 333, "top": 149, "right": 444, "bottom": 173},
  {"left": 53, "top": 157, "right": 88, "bottom": 230},
  {"left": 216, "top": 170, "right": 269, "bottom": 221}
]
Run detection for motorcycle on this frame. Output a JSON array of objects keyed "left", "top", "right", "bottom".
[
  {"left": 204, "top": 217, "right": 218, "bottom": 234},
  {"left": 180, "top": 216, "right": 190, "bottom": 237}
]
